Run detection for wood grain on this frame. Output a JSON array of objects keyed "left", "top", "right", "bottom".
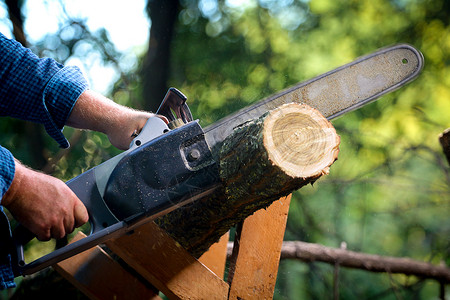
[
  {"left": 54, "top": 232, "right": 161, "bottom": 300},
  {"left": 228, "top": 195, "right": 291, "bottom": 299},
  {"left": 105, "top": 222, "right": 229, "bottom": 300},
  {"left": 198, "top": 232, "right": 229, "bottom": 279}
]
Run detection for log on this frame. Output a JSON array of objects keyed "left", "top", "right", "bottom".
[{"left": 156, "top": 103, "right": 340, "bottom": 257}]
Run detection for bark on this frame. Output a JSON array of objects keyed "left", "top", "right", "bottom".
[
  {"left": 156, "top": 103, "right": 340, "bottom": 257},
  {"left": 225, "top": 241, "right": 450, "bottom": 283}
]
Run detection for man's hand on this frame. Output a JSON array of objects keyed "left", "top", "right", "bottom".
[
  {"left": 2, "top": 161, "right": 89, "bottom": 241},
  {"left": 67, "top": 90, "right": 168, "bottom": 150}
]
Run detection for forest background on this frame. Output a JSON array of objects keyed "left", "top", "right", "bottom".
[{"left": 0, "top": 0, "right": 449, "bottom": 299}]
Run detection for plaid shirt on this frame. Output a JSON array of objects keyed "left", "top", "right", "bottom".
[{"left": 0, "top": 32, "right": 89, "bottom": 289}]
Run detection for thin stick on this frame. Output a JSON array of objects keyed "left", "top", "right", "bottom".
[{"left": 227, "top": 241, "right": 450, "bottom": 283}]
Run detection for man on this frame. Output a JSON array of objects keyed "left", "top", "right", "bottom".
[{"left": 0, "top": 32, "right": 166, "bottom": 288}]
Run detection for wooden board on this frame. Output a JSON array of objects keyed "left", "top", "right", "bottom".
[
  {"left": 228, "top": 195, "right": 292, "bottom": 299},
  {"left": 54, "top": 232, "right": 161, "bottom": 300},
  {"left": 105, "top": 222, "right": 229, "bottom": 300},
  {"left": 198, "top": 232, "right": 229, "bottom": 279},
  {"left": 54, "top": 196, "right": 291, "bottom": 300}
]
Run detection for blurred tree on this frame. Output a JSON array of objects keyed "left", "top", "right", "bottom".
[
  {"left": 4, "top": 0, "right": 26, "bottom": 46},
  {"left": 141, "top": 0, "right": 180, "bottom": 111},
  {"left": 3, "top": 0, "right": 47, "bottom": 170}
]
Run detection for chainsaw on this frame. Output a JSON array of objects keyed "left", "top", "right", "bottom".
[{"left": 8, "top": 44, "right": 424, "bottom": 276}]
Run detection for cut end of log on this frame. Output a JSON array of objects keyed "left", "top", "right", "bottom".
[
  {"left": 263, "top": 103, "right": 340, "bottom": 178},
  {"left": 220, "top": 102, "right": 340, "bottom": 204}
]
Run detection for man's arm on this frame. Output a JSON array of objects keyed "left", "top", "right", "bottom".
[
  {"left": 2, "top": 90, "right": 167, "bottom": 240},
  {"left": 66, "top": 90, "right": 160, "bottom": 150}
]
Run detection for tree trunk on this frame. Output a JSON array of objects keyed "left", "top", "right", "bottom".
[
  {"left": 439, "top": 128, "right": 450, "bottom": 166},
  {"left": 141, "top": 0, "right": 179, "bottom": 112},
  {"left": 156, "top": 103, "right": 340, "bottom": 257},
  {"left": 5, "top": 0, "right": 47, "bottom": 170}
]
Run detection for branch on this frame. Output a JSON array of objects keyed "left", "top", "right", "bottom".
[{"left": 227, "top": 241, "right": 450, "bottom": 283}]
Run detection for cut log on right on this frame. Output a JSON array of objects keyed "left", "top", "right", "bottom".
[
  {"left": 220, "top": 103, "right": 340, "bottom": 203},
  {"left": 156, "top": 103, "right": 340, "bottom": 257}
]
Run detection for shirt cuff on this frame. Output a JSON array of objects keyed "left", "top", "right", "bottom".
[
  {"left": 0, "top": 208, "right": 16, "bottom": 289},
  {"left": 0, "top": 146, "right": 15, "bottom": 201},
  {"left": 0, "top": 254, "right": 15, "bottom": 289},
  {"left": 42, "top": 66, "right": 89, "bottom": 148}
]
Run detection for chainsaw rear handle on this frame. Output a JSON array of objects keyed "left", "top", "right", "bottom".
[{"left": 10, "top": 225, "right": 33, "bottom": 272}]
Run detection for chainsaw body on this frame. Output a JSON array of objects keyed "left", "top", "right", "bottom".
[{"left": 11, "top": 89, "right": 221, "bottom": 276}]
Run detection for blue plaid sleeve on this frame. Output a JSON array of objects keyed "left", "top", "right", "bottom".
[
  {"left": 0, "top": 32, "right": 89, "bottom": 148},
  {"left": 0, "top": 147, "right": 15, "bottom": 289},
  {"left": 0, "top": 207, "right": 15, "bottom": 289},
  {"left": 0, "top": 146, "right": 14, "bottom": 200},
  {"left": 0, "top": 251, "right": 15, "bottom": 289}
]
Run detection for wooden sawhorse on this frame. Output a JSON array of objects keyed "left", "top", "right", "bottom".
[{"left": 54, "top": 195, "right": 291, "bottom": 299}]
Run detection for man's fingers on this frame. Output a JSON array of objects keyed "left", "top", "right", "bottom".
[
  {"left": 74, "top": 202, "right": 89, "bottom": 228},
  {"left": 36, "top": 226, "right": 51, "bottom": 241},
  {"left": 39, "top": 202, "right": 87, "bottom": 240},
  {"left": 63, "top": 212, "right": 75, "bottom": 235},
  {"left": 50, "top": 223, "right": 66, "bottom": 240}
]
